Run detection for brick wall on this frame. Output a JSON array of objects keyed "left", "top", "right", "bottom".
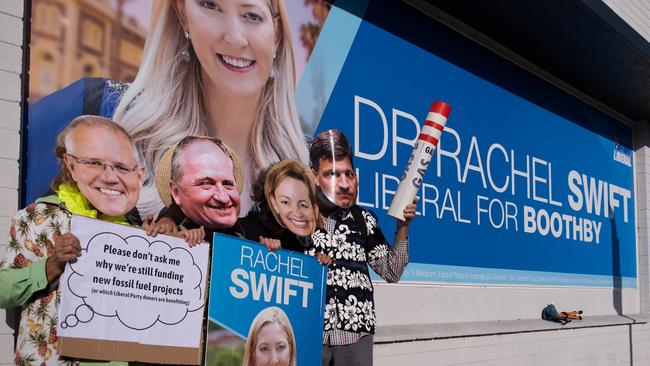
[
  {"left": 0, "top": 1, "right": 23, "bottom": 365},
  {"left": 635, "top": 121, "right": 650, "bottom": 315}
]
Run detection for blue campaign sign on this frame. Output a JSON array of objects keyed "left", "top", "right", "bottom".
[
  {"left": 206, "top": 234, "right": 326, "bottom": 366},
  {"left": 304, "top": 4, "right": 636, "bottom": 288}
]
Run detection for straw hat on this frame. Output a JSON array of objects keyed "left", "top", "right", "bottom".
[{"left": 155, "top": 136, "right": 245, "bottom": 208}]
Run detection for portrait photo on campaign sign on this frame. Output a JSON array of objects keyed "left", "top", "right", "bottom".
[
  {"left": 57, "top": 215, "right": 209, "bottom": 363},
  {"left": 206, "top": 233, "right": 326, "bottom": 366}
]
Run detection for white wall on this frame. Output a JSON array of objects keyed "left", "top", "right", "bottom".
[
  {"left": 0, "top": 1, "right": 23, "bottom": 365},
  {"left": 374, "top": 284, "right": 639, "bottom": 326},
  {"left": 601, "top": 0, "right": 650, "bottom": 42},
  {"left": 375, "top": 321, "right": 650, "bottom": 366}
]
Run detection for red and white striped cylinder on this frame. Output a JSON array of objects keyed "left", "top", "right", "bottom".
[{"left": 388, "top": 101, "right": 451, "bottom": 220}]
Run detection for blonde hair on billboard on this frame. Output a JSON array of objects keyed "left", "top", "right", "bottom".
[
  {"left": 242, "top": 306, "right": 296, "bottom": 366},
  {"left": 112, "top": 0, "right": 308, "bottom": 217}
]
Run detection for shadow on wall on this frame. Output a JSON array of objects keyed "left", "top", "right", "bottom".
[
  {"left": 611, "top": 210, "right": 637, "bottom": 366},
  {"left": 612, "top": 210, "right": 622, "bottom": 314}
]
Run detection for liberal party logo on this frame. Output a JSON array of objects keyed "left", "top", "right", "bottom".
[{"left": 613, "top": 144, "right": 632, "bottom": 167}]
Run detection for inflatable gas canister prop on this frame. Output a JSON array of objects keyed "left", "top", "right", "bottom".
[{"left": 388, "top": 101, "right": 451, "bottom": 220}]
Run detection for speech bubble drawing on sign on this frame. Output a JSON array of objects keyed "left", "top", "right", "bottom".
[
  {"left": 57, "top": 215, "right": 209, "bottom": 349},
  {"left": 62, "top": 233, "right": 205, "bottom": 330}
]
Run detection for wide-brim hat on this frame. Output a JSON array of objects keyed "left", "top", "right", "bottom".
[{"left": 155, "top": 136, "right": 245, "bottom": 208}]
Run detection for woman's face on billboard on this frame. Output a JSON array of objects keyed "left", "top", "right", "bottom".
[{"left": 177, "top": 0, "right": 278, "bottom": 99}]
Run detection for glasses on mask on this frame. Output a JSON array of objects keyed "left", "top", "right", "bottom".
[{"left": 66, "top": 154, "right": 139, "bottom": 175}]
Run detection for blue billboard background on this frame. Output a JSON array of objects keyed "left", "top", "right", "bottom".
[
  {"left": 299, "top": 2, "right": 636, "bottom": 287},
  {"left": 21, "top": 1, "right": 637, "bottom": 289}
]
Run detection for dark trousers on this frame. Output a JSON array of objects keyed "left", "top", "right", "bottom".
[{"left": 322, "top": 334, "right": 374, "bottom": 366}]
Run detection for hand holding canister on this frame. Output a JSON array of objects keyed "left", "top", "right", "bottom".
[{"left": 388, "top": 101, "right": 451, "bottom": 221}]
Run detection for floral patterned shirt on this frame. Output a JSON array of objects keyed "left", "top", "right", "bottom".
[
  {"left": 0, "top": 202, "right": 75, "bottom": 366},
  {"left": 310, "top": 207, "right": 409, "bottom": 345},
  {"left": 0, "top": 202, "right": 136, "bottom": 366}
]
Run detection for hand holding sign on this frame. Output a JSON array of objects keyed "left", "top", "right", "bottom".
[{"left": 46, "top": 232, "right": 82, "bottom": 283}]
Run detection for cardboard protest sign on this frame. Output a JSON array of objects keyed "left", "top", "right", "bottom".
[
  {"left": 57, "top": 215, "right": 209, "bottom": 364},
  {"left": 206, "top": 233, "right": 326, "bottom": 366}
]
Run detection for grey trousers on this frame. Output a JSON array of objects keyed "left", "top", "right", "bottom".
[{"left": 322, "top": 334, "right": 374, "bottom": 366}]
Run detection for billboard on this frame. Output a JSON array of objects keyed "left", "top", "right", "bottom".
[
  {"left": 24, "top": 0, "right": 635, "bottom": 299},
  {"left": 305, "top": 1, "right": 635, "bottom": 287}
]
